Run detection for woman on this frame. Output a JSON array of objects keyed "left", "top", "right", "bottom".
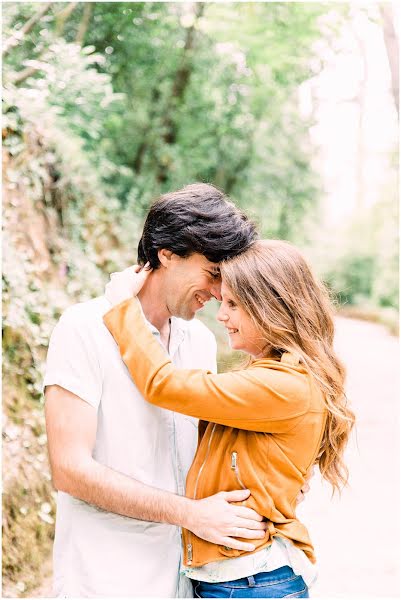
[{"left": 103, "top": 240, "right": 355, "bottom": 598}]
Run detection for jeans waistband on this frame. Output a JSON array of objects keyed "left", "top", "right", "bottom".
[{"left": 207, "top": 566, "right": 299, "bottom": 589}]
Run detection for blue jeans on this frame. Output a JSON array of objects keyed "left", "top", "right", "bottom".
[{"left": 192, "top": 566, "right": 309, "bottom": 598}]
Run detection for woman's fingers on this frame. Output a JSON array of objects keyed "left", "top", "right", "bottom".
[
  {"left": 130, "top": 263, "right": 149, "bottom": 274},
  {"left": 105, "top": 263, "right": 152, "bottom": 306}
]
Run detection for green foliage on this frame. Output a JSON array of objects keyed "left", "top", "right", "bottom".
[
  {"left": 370, "top": 191, "right": 399, "bottom": 309},
  {"left": 3, "top": 2, "right": 326, "bottom": 226},
  {"left": 40, "top": 2, "right": 324, "bottom": 222},
  {"left": 326, "top": 254, "right": 375, "bottom": 305}
]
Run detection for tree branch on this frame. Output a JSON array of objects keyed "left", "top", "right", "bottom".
[
  {"left": 10, "top": 2, "right": 82, "bottom": 86},
  {"left": 55, "top": 2, "right": 79, "bottom": 36},
  {"left": 75, "top": 3, "right": 93, "bottom": 46},
  {"left": 2, "top": 2, "right": 53, "bottom": 57},
  {"left": 12, "top": 65, "right": 39, "bottom": 86}
]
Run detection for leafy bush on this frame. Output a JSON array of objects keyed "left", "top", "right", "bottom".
[{"left": 325, "top": 254, "right": 376, "bottom": 306}]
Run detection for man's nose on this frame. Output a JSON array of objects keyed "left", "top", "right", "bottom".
[{"left": 210, "top": 281, "right": 222, "bottom": 302}]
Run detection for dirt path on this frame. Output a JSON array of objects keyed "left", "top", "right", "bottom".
[{"left": 301, "top": 317, "right": 400, "bottom": 598}]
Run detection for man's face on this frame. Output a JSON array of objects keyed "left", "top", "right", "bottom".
[{"left": 162, "top": 253, "right": 222, "bottom": 320}]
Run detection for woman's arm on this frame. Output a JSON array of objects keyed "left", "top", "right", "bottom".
[{"left": 103, "top": 297, "right": 310, "bottom": 432}]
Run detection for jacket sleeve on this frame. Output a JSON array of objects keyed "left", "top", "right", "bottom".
[{"left": 103, "top": 297, "right": 310, "bottom": 432}]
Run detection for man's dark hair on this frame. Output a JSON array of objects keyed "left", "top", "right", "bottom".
[{"left": 137, "top": 183, "right": 257, "bottom": 268}]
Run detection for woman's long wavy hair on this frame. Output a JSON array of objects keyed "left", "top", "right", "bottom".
[{"left": 220, "top": 239, "right": 355, "bottom": 494}]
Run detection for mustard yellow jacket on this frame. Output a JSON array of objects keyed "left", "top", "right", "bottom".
[{"left": 104, "top": 298, "right": 327, "bottom": 567}]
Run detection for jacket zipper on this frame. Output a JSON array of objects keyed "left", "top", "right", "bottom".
[
  {"left": 231, "top": 451, "right": 246, "bottom": 490},
  {"left": 219, "top": 452, "right": 247, "bottom": 552},
  {"left": 186, "top": 423, "right": 217, "bottom": 566}
]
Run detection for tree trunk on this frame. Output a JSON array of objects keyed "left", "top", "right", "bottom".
[
  {"left": 278, "top": 198, "right": 290, "bottom": 239},
  {"left": 353, "top": 23, "right": 368, "bottom": 211},
  {"left": 213, "top": 147, "right": 253, "bottom": 196},
  {"left": 156, "top": 3, "right": 205, "bottom": 184},
  {"left": 133, "top": 88, "right": 161, "bottom": 174},
  {"left": 380, "top": 4, "right": 399, "bottom": 118}
]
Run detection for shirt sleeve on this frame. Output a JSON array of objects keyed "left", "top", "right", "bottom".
[
  {"left": 103, "top": 298, "right": 310, "bottom": 432},
  {"left": 43, "top": 310, "right": 103, "bottom": 409}
]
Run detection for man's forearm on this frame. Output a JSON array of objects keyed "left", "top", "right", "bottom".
[
  {"left": 52, "top": 457, "right": 265, "bottom": 551},
  {"left": 45, "top": 387, "right": 264, "bottom": 552},
  {"left": 54, "top": 457, "right": 192, "bottom": 527}
]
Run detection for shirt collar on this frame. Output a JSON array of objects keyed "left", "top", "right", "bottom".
[
  {"left": 169, "top": 317, "right": 187, "bottom": 356},
  {"left": 138, "top": 298, "right": 188, "bottom": 355}
]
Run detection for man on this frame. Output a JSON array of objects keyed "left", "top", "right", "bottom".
[{"left": 44, "top": 183, "right": 264, "bottom": 598}]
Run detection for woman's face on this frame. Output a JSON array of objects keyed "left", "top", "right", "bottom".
[{"left": 217, "top": 282, "right": 266, "bottom": 357}]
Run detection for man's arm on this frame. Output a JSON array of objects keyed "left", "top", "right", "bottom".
[{"left": 45, "top": 385, "right": 266, "bottom": 551}]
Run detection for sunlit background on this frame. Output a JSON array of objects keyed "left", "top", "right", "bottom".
[{"left": 2, "top": 2, "right": 399, "bottom": 598}]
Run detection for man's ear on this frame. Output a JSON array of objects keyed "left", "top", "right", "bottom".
[{"left": 158, "top": 249, "right": 173, "bottom": 268}]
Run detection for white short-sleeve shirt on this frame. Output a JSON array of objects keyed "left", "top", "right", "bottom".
[{"left": 43, "top": 296, "right": 217, "bottom": 598}]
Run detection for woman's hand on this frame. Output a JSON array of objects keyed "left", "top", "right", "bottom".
[{"left": 105, "top": 263, "right": 152, "bottom": 307}]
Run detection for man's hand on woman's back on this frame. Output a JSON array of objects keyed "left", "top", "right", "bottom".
[{"left": 183, "top": 489, "right": 267, "bottom": 551}]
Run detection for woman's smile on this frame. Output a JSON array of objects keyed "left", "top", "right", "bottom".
[{"left": 226, "top": 327, "right": 239, "bottom": 335}]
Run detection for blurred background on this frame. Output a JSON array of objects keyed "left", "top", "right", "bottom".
[{"left": 2, "top": 2, "right": 399, "bottom": 597}]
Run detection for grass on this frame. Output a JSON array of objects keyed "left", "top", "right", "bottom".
[{"left": 2, "top": 374, "right": 55, "bottom": 598}]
